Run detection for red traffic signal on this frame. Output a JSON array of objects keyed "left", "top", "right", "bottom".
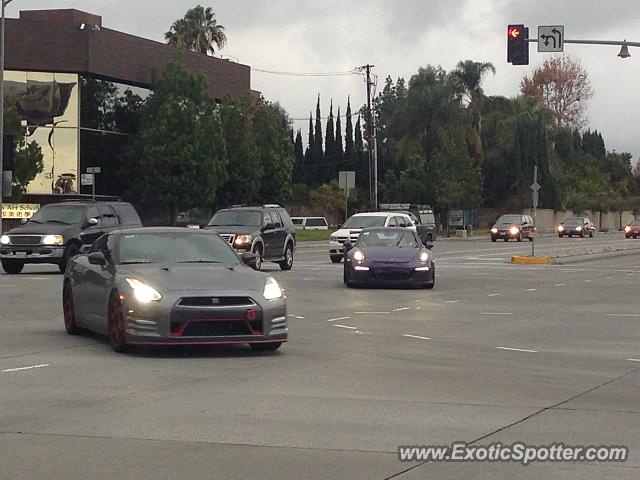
[{"left": 507, "top": 24, "right": 529, "bottom": 65}]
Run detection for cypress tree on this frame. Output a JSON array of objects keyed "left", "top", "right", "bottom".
[
  {"left": 293, "top": 129, "right": 304, "bottom": 184},
  {"left": 335, "top": 106, "right": 344, "bottom": 168},
  {"left": 324, "top": 100, "right": 335, "bottom": 182},
  {"left": 312, "top": 95, "right": 324, "bottom": 184},
  {"left": 305, "top": 113, "right": 315, "bottom": 184},
  {"left": 345, "top": 97, "right": 354, "bottom": 158},
  {"left": 354, "top": 115, "right": 367, "bottom": 188}
]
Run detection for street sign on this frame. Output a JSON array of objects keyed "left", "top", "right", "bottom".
[
  {"left": 530, "top": 181, "right": 541, "bottom": 192},
  {"left": 86, "top": 166, "right": 101, "bottom": 174},
  {"left": 81, "top": 173, "right": 94, "bottom": 186},
  {"left": 538, "top": 25, "right": 564, "bottom": 52},
  {"left": 338, "top": 171, "right": 355, "bottom": 190}
]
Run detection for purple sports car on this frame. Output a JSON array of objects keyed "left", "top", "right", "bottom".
[{"left": 343, "top": 227, "right": 435, "bottom": 289}]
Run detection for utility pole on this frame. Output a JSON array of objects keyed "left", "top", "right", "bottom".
[
  {"left": 0, "top": 0, "right": 14, "bottom": 235},
  {"left": 361, "top": 64, "right": 377, "bottom": 211}
]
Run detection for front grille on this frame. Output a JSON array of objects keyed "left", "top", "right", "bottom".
[
  {"left": 219, "top": 234, "right": 235, "bottom": 244},
  {"left": 374, "top": 270, "right": 411, "bottom": 282},
  {"left": 9, "top": 235, "right": 42, "bottom": 246},
  {"left": 177, "top": 296, "right": 254, "bottom": 307},
  {"left": 178, "top": 320, "right": 262, "bottom": 337}
]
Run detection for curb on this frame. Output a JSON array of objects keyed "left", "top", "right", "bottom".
[
  {"left": 511, "top": 256, "right": 552, "bottom": 265},
  {"left": 550, "top": 247, "right": 640, "bottom": 265}
]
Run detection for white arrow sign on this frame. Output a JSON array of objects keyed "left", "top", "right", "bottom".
[{"left": 538, "top": 25, "right": 564, "bottom": 52}]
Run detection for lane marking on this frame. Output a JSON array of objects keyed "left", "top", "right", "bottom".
[
  {"left": 488, "top": 293, "right": 501, "bottom": 297},
  {"left": 627, "top": 358, "right": 640, "bottom": 362},
  {"left": 327, "top": 316, "right": 350, "bottom": 322},
  {"left": 480, "top": 312, "right": 514, "bottom": 316},
  {"left": 526, "top": 288, "right": 537, "bottom": 292},
  {"left": 496, "top": 347, "right": 538, "bottom": 353},
  {"left": 402, "top": 334, "right": 431, "bottom": 340},
  {"left": 288, "top": 315, "right": 305, "bottom": 320},
  {"left": 584, "top": 280, "right": 592, "bottom": 283},
  {"left": 0, "top": 285, "right": 16, "bottom": 287},
  {"left": 2, "top": 363, "right": 50, "bottom": 373},
  {"left": 393, "top": 307, "right": 411, "bottom": 312},
  {"left": 444, "top": 300, "right": 460, "bottom": 304},
  {"left": 354, "top": 311, "right": 389, "bottom": 314},
  {"left": 607, "top": 314, "right": 640, "bottom": 318},
  {"left": 555, "top": 283, "right": 565, "bottom": 286},
  {"left": 333, "top": 324, "right": 357, "bottom": 330}
]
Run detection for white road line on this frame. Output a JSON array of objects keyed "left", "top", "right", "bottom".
[
  {"left": 488, "top": 293, "right": 501, "bottom": 297},
  {"left": 607, "top": 314, "right": 640, "bottom": 318},
  {"left": 334, "top": 324, "right": 357, "bottom": 330},
  {"left": 627, "top": 358, "right": 640, "bottom": 362},
  {"left": 496, "top": 347, "right": 538, "bottom": 353},
  {"left": 480, "top": 312, "right": 514, "bottom": 316},
  {"left": 444, "top": 300, "right": 460, "bottom": 304},
  {"left": 606, "top": 276, "right": 614, "bottom": 279},
  {"left": 402, "top": 334, "right": 431, "bottom": 340},
  {"left": 354, "top": 311, "right": 390, "bottom": 314},
  {"left": 526, "top": 288, "right": 537, "bottom": 292},
  {"left": 626, "top": 273, "right": 635, "bottom": 276},
  {"left": 555, "top": 283, "right": 565, "bottom": 286},
  {"left": 393, "top": 307, "right": 411, "bottom": 312},
  {"left": 0, "top": 285, "right": 16, "bottom": 287},
  {"left": 327, "top": 316, "right": 350, "bottom": 322},
  {"left": 584, "top": 280, "right": 592, "bottom": 283},
  {"left": 288, "top": 315, "right": 305, "bottom": 320},
  {"left": 2, "top": 363, "right": 50, "bottom": 373}
]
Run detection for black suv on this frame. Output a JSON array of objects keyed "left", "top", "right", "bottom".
[
  {"left": 0, "top": 201, "right": 142, "bottom": 274},
  {"left": 205, "top": 204, "right": 296, "bottom": 271},
  {"left": 379, "top": 203, "right": 438, "bottom": 243}
]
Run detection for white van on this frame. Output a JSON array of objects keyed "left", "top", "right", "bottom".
[
  {"left": 328, "top": 212, "right": 416, "bottom": 263},
  {"left": 291, "top": 216, "right": 329, "bottom": 230}
]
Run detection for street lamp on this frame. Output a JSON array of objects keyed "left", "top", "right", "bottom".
[{"left": 0, "top": 0, "right": 14, "bottom": 235}]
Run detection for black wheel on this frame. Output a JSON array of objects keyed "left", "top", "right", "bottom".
[
  {"left": 343, "top": 266, "right": 354, "bottom": 287},
  {"left": 250, "top": 342, "right": 282, "bottom": 352},
  {"left": 252, "top": 245, "right": 263, "bottom": 271},
  {"left": 108, "top": 292, "right": 128, "bottom": 353},
  {"left": 279, "top": 244, "right": 294, "bottom": 271},
  {"left": 503, "top": 238, "right": 509, "bottom": 242},
  {"left": 59, "top": 243, "right": 80, "bottom": 273},
  {"left": 426, "top": 233, "right": 433, "bottom": 242},
  {"left": 330, "top": 254, "right": 343, "bottom": 264},
  {"left": 63, "top": 282, "right": 82, "bottom": 335},
  {"left": 558, "top": 234, "right": 563, "bottom": 238},
  {"left": 580, "top": 232, "right": 585, "bottom": 238},
  {"left": 516, "top": 234, "right": 523, "bottom": 242},
  {"left": 528, "top": 236, "right": 533, "bottom": 242},
  {"left": 1, "top": 260, "right": 24, "bottom": 274},
  {"left": 491, "top": 236, "right": 497, "bottom": 242},
  {"left": 424, "top": 280, "right": 435, "bottom": 290}
]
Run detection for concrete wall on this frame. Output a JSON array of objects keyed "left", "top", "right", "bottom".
[{"left": 522, "top": 209, "right": 637, "bottom": 233}]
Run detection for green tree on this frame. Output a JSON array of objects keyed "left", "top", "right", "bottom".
[
  {"left": 123, "top": 56, "right": 228, "bottom": 224},
  {"left": 335, "top": 106, "right": 344, "bottom": 167},
  {"left": 165, "top": 5, "right": 227, "bottom": 55},
  {"left": 312, "top": 95, "right": 323, "bottom": 183},
  {"left": 345, "top": 97, "right": 354, "bottom": 159},
  {"left": 323, "top": 100, "right": 335, "bottom": 182},
  {"left": 292, "top": 129, "right": 304, "bottom": 184},
  {"left": 304, "top": 113, "right": 315, "bottom": 184},
  {"left": 218, "top": 100, "right": 261, "bottom": 206}
]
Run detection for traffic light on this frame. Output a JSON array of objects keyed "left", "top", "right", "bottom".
[{"left": 507, "top": 24, "right": 529, "bottom": 65}]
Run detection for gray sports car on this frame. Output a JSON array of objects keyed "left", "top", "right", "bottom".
[{"left": 63, "top": 228, "right": 287, "bottom": 353}]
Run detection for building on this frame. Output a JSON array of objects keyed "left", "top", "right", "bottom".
[{"left": 3, "top": 8, "right": 255, "bottom": 201}]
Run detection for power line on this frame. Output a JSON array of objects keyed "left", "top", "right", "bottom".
[{"left": 252, "top": 67, "right": 364, "bottom": 77}]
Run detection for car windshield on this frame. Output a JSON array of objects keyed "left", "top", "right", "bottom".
[
  {"left": 358, "top": 230, "right": 418, "bottom": 248},
  {"left": 291, "top": 218, "right": 303, "bottom": 225},
  {"left": 564, "top": 218, "right": 584, "bottom": 226},
  {"left": 117, "top": 232, "right": 241, "bottom": 265},
  {"left": 631, "top": 219, "right": 640, "bottom": 226},
  {"left": 496, "top": 215, "right": 521, "bottom": 224},
  {"left": 342, "top": 215, "right": 387, "bottom": 229},
  {"left": 29, "top": 205, "right": 84, "bottom": 224},
  {"left": 209, "top": 210, "right": 262, "bottom": 227}
]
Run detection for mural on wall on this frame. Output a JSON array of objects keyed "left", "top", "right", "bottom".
[{"left": 4, "top": 71, "right": 79, "bottom": 194}]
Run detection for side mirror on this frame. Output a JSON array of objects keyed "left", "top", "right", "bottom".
[
  {"left": 241, "top": 252, "right": 258, "bottom": 269},
  {"left": 88, "top": 251, "right": 107, "bottom": 265},
  {"left": 21, "top": 218, "right": 28, "bottom": 224},
  {"left": 85, "top": 217, "right": 99, "bottom": 229},
  {"left": 79, "top": 245, "right": 91, "bottom": 255},
  {"left": 424, "top": 241, "right": 434, "bottom": 250}
]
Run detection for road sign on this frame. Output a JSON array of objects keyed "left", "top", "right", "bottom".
[
  {"left": 86, "top": 166, "right": 101, "bottom": 174},
  {"left": 81, "top": 173, "right": 94, "bottom": 186},
  {"left": 338, "top": 171, "right": 355, "bottom": 190},
  {"left": 538, "top": 25, "right": 564, "bottom": 52},
  {"left": 530, "top": 181, "right": 541, "bottom": 192}
]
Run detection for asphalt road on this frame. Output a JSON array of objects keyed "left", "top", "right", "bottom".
[{"left": 1, "top": 234, "right": 639, "bottom": 479}]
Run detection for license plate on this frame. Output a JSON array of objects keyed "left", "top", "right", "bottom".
[{"left": 15, "top": 251, "right": 27, "bottom": 258}]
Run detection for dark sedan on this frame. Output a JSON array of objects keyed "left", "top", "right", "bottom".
[
  {"left": 343, "top": 227, "right": 435, "bottom": 289},
  {"left": 490, "top": 214, "right": 535, "bottom": 242},
  {"left": 557, "top": 217, "right": 595, "bottom": 237},
  {"left": 63, "top": 228, "right": 287, "bottom": 353}
]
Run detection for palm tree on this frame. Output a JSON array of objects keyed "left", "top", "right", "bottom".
[
  {"left": 165, "top": 5, "right": 227, "bottom": 55},
  {"left": 450, "top": 60, "right": 496, "bottom": 155}
]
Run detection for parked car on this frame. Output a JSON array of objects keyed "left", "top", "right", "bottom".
[
  {"left": 329, "top": 212, "right": 416, "bottom": 263},
  {"left": 379, "top": 203, "right": 437, "bottom": 243},
  {"left": 62, "top": 227, "right": 287, "bottom": 353},
  {"left": 624, "top": 219, "right": 640, "bottom": 239},
  {"left": 0, "top": 200, "right": 142, "bottom": 274},
  {"left": 343, "top": 227, "right": 435, "bottom": 289},
  {"left": 205, "top": 204, "right": 296, "bottom": 271},
  {"left": 291, "top": 216, "right": 329, "bottom": 230},
  {"left": 557, "top": 217, "right": 596, "bottom": 238},
  {"left": 490, "top": 214, "right": 535, "bottom": 242}
]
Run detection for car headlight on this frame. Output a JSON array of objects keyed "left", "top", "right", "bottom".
[
  {"left": 576, "top": 226, "right": 582, "bottom": 231},
  {"left": 625, "top": 226, "right": 631, "bottom": 232},
  {"left": 330, "top": 235, "right": 338, "bottom": 242},
  {"left": 43, "top": 234, "right": 64, "bottom": 246},
  {"left": 0, "top": 235, "right": 9, "bottom": 246},
  {"left": 234, "top": 234, "right": 252, "bottom": 247},
  {"left": 126, "top": 278, "right": 162, "bottom": 303},
  {"left": 418, "top": 250, "right": 431, "bottom": 263},
  {"left": 490, "top": 228, "right": 498, "bottom": 234},
  {"left": 509, "top": 226, "right": 520, "bottom": 235},
  {"left": 352, "top": 249, "right": 365, "bottom": 262},
  {"left": 557, "top": 225, "right": 564, "bottom": 231},
  {"left": 263, "top": 276, "right": 283, "bottom": 300}
]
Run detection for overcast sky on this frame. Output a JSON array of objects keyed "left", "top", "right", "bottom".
[{"left": 14, "top": 1, "right": 640, "bottom": 162}]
